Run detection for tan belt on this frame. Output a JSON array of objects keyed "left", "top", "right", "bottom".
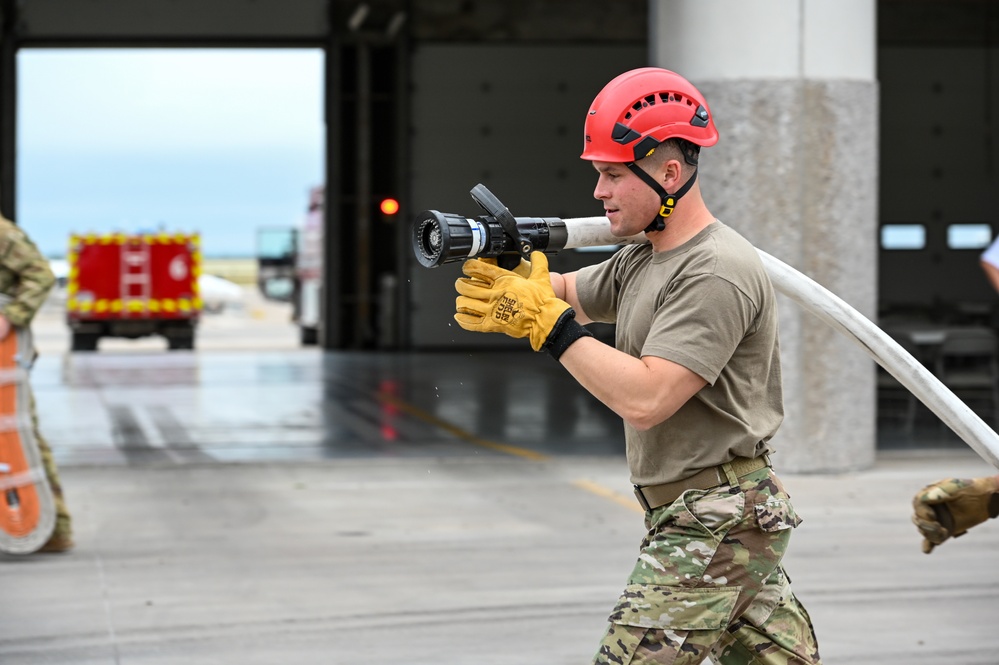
[{"left": 633, "top": 455, "right": 771, "bottom": 512}]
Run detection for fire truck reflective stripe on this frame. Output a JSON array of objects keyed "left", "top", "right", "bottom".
[{"left": 60, "top": 299, "right": 206, "bottom": 315}]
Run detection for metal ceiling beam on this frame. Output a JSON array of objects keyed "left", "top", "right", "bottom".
[{"left": 16, "top": 0, "right": 328, "bottom": 45}]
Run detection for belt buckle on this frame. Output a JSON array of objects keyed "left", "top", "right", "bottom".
[{"left": 633, "top": 485, "right": 652, "bottom": 512}]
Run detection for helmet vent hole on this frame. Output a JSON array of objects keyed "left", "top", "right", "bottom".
[{"left": 644, "top": 94, "right": 656, "bottom": 105}]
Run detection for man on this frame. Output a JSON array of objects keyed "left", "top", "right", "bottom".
[
  {"left": 454, "top": 68, "right": 821, "bottom": 664},
  {"left": 912, "top": 475, "right": 999, "bottom": 553},
  {"left": 0, "top": 214, "right": 73, "bottom": 553}
]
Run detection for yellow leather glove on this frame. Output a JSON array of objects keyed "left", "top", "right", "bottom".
[
  {"left": 455, "top": 251, "right": 570, "bottom": 351},
  {"left": 480, "top": 256, "right": 532, "bottom": 278},
  {"left": 912, "top": 475, "right": 999, "bottom": 553}
]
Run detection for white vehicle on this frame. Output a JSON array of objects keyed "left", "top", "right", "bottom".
[
  {"left": 295, "top": 186, "right": 324, "bottom": 345},
  {"left": 256, "top": 186, "right": 323, "bottom": 346},
  {"left": 48, "top": 258, "right": 68, "bottom": 287},
  {"left": 199, "top": 274, "right": 244, "bottom": 314}
]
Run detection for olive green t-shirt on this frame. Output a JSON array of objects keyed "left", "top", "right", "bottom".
[{"left": 575, "top": 221, "right": 783, "bottom": 486}]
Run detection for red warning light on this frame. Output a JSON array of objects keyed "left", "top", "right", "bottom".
[{"left": 379, "top": 198, "right": 400, "bottom": 216}]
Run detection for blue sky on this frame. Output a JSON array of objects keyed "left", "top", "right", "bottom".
[{"left": 17, "top": 48, "right": 325, "bottom": 257}]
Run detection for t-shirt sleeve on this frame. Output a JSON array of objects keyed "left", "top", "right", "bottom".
[
  {"left": 642, "top": 274, "right": 759, "bottom": 385},
  {"left": 574, "top": 251, "right": 627, "bottom": 324}
]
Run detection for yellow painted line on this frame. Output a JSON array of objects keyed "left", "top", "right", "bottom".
[
  {"left": 378, "top": 392, "right": 549, "bottom": 461},
  {"left": 571, "top": 479, "right": 644, "bottom": 514}
]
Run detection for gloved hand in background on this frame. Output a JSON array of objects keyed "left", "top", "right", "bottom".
[
  {"left": 912, "top": 475, "right": 999, "bottom": 553},
  {"left": 454, "top": 251, "right": 569, "bottom": 351}
]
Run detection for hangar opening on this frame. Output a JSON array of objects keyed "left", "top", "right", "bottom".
[{"left": 16, "top": 47, "right": 324, "bottom": 352}]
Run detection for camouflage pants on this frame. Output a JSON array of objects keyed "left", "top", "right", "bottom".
[
  {"left": 593, "top": 467, "right": 821, "bottom": 665},
  {"left": 30, "top": 389, "right": 72, "bottom": 541}
]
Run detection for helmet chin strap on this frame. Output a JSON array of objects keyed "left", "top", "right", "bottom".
[{"left": 625, "top": 163, "right": 698, "bottom": 233}]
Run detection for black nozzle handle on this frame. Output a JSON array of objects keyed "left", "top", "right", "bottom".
[{"left": 470, "top": 184, "right": 533, "bottom": 258}]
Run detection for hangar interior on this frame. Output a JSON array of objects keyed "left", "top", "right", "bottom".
[{"left": 1, "top": 1, "right": 996, "bottom": 371}]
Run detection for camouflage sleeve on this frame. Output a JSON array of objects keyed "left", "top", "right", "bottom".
[{"left": 0, "top": 223, "right": 55, "bottom": 327}]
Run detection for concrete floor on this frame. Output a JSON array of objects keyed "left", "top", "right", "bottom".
[{"left": 2, "top": 292, "right": 999, "bottom": 664}]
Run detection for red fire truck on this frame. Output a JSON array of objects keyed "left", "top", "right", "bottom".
[{"left": 65, "top": 232, "right": 202, "bottom": 351}]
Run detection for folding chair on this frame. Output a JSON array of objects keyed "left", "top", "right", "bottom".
[
  {"left": 934, "top": 327, "right": 999, "bottom": 428},
  {"left": 877, "top": 332, "right": 920, "bottom": 433}
]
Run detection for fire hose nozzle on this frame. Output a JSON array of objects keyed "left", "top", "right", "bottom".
[{"left": 412, "top": 184, "right": 643, "bottom": 268}]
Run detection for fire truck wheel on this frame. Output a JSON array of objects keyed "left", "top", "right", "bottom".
[
  {"left": 167, "top": 333, "right": 195, "bottom": 351},
  {"left": 71, "top": 333, "right": 99, "bottom": 352},
  {"left": 300, "top": 326, "right": 318, "bottom": 346}
]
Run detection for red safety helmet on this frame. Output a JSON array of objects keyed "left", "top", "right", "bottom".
[{"left": 581, "top": 67, "right": 719, "bottom": 163}]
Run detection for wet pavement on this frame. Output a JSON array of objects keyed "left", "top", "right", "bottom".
[
  {"left": 2, "top": 291, "right": 999, "bottom": 664},
  {"left": 37, "top": 349, "right": 626, "bottom": 468}
]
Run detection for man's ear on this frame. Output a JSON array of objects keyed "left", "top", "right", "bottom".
[{"left": 662, "top": 158, "right": 684, "bottom": 191}]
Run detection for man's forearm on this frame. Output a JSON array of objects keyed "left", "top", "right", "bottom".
[
  {"left": 550, "top": 271, "right": 593, "bottom": 325},
  {"left": 556, "top": 336, "right": 706, "bottom": 431}
]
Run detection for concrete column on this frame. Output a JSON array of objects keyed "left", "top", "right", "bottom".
[{"left": 650, "top": 0, "right": 879, "bottom": 472}]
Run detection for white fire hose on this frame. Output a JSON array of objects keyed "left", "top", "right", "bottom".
[
  {"left": 559, "top": 217, "right": 999, "bottom": 470},
  {"left": 760, "top": 249, "right": 999, "bottom": 470},
  {"left": 416, "top": 199, "right": 999, "bottom": 470}
]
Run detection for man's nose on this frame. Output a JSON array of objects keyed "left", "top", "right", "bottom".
[{"left": 593, "top": 180, "right": 608, "bottom": 200}]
